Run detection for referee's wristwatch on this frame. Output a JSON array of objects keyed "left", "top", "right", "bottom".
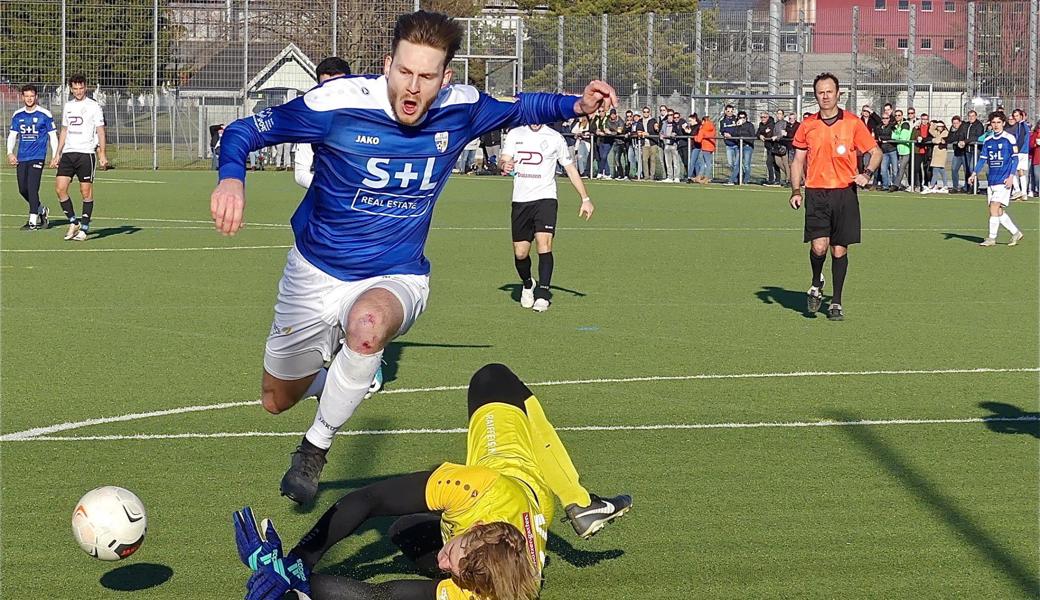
[{"left": 862, "top": 168, "right": 875, "bottom": 179}]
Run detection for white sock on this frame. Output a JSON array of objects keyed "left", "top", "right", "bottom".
[
  {"left": 1020, "top": 175, "right": 1028, "bottom": 194},
  {"left": 999, "top": 213, "right": 1020, "bottom": 235},
  {"left": 28, "top": 213, "right": 38, "bottom": 225},
  {"left": 304, "top": 346, "right": 382, "bottom": 450},
  {"left": 302, "top": 367, "right": 328, "bottom": 399},
  {"left": 988, "top": 216, "right": 1000, "bottom": 239}
]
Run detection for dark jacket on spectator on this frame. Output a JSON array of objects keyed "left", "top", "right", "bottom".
[
  {"left": 756, "top": 118, "right": 776, "bottom": 153},
  {"left": 719, "top": 115, "right": 739, "bottom": 147},
  {"left": 874, "top": 122, "right": 896, "bottom": 154},
  {"left": 734, "top": 121, "right": 756, "bottom": 148}
]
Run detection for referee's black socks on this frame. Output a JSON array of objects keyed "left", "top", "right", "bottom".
[
  {"left": 831, "top": 255, "right": 848, "bottom": 305},
  {"left": 60, "top": 198, "right": 77, "bottom": 223},
  {"left": 809, "top": 248, "right": 826, "bottom": 289}
]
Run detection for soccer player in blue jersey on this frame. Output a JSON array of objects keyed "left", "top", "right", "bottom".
[
  {"left": 7, "top": 85, "right": 57, "bottom": 230},
  {"left": 210, "top": 10, "right": 617, "bottom": 505},
  {"left": 969, "top": 112, "right": 1024, "bottom": 247},
  {"left": 1007, "top": 109, "right": 1032, "bottom": 201}
]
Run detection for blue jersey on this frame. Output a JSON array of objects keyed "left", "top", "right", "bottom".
[
  {"left": 1007, "top": 120, "right": 1031, "bottom": 154},
  {"left": 974, "top": 132, "right": 1019, "bottom": 185},
  {"left": 9, "top": 107, "right": 56, "bottom": 161},
  {"left": 218, "top": 75, "right": 579, "bottom": 281}
]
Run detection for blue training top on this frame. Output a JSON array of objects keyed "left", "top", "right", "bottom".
[
  {"left": 973, "top": 131, "right": 1019, "bottom": 185},
  {"left": 218, "top": 75, "right": 579, "bottom": 281},
  {"left": 9, "top": 107, "right": 56, "bottom": 161}
]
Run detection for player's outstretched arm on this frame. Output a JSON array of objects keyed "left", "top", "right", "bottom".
[
  {"left": 574, "top": 80, "right": 618, "bottom": 116},
  {"left": 290, "top": 470, "right": 433, "bottom": 570}
]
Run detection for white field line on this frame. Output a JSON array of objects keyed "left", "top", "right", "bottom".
[
  {"left": 1, "top": 214, "right": 1029, "bottom": 234},
  {"left": 7, "top": 416, "right": 1038, "bottom": 442},
  {"left": 1, "top": 366, "right": 1036, "bottom": 442},
  {"left": 0, "top": 245, "right": 291, "bottom": 253}
]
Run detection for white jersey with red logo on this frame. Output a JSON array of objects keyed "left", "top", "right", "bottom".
[
  {"left": 61, "top": 97, "right": 105, "bottom": 154},
  {"left": 502, "top": 125, "right": 573, "bottom": 203}
]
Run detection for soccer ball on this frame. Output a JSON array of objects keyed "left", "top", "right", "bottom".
[{"left": 71, "top": 486, "right": 147, "bottom": 561}]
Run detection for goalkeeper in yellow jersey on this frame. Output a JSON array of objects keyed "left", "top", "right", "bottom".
[{"left": 234, "top": 363, "right": 632, "bottom": 600}]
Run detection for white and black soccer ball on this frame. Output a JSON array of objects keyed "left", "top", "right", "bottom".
[{"left": 71, "top": 486, "right": 147, "bottom": 561}]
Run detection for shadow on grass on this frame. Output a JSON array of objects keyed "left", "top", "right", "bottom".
[
  {"left": 755, "top": 286, "right": 826, "bottom": 319},
  {"left": 498, "top": 282, "right": 587, "bottom": 303},
  {"left": 382, "top": 340, "right": 492, "bottom": 386},
  {"left": 829, "top": 410, "right": 1039, "bottom": 597},
  {"left": 89, "top": 225, "right": 143, "bottom": 239},
  {"left": 978, "top": 402, "right": 1040, "bottom": 438},
  {"left": 100, "top": 562, "right": 173, "bottom": 591},
  {"left": 942, "top": 232, "right": 985, "bottom": 244}
]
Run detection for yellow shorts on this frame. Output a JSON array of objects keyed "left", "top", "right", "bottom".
[{"left": 466, "top": 402, "right": 552, "bottom": 511}]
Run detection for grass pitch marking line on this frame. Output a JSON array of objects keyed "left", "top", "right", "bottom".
[
  {"left": 0, "top": 245, "right": 290, "bottom": 253},
  {"left": 2, "top": 366, "right": 1036, "bottom": 442},
  {"left": 6, "top": 416, "right": 1038, "bottom": 442}
]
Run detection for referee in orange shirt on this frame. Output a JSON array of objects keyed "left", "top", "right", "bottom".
[{"left": 789, "top": 73, "right": 881, "bottom": 321}]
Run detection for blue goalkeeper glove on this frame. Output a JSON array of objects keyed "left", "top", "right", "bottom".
[
  {"left": 244, "top": 553, "right": 311, "bottom": 600},
  {"left": 233, "top": 506, "right": 284, "bottom": 571}
]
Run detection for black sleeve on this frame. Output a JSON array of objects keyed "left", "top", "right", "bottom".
[
  {"left": 310, "top": 574, "right": 439, "bottom": 600},
  {"left": 292, "top": 471, "right": 434, "bottom": 568}
]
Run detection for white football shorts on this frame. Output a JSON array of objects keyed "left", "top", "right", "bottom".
[
  {"left": 986, "top": 184, "right": 1012, "bottom": 206},
  {"left": 263, "top": 246, "right": 430, "bottom": 380},
  {"left": 1016, "top": 154, "right": 1029, "bottom": 171}
]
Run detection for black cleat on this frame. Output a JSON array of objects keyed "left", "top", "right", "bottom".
[
  {"left": 828, "top": 303, "right": 845, "bottom": 321},
  {"left": 39, "top": 206, "right": 50, "bottom": 229},
  {"left": 564, "top": 493, "right": 632, "bottom": 539},
  {"left": 280, "top": 444, "right": 327, "bottom": 505},
  {"left": 20, "top": 221, "right": 37, "bottom": 231},
  {"left": 807, "top": 276, "right": 825, "bottom": 314}
]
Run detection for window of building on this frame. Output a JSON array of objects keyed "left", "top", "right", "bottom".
[
  {"left": 875, "top": 0, "right": 886, "bottom": 9},
  {"left": 921, "top": 0, "right": 933, "bottom": 11},
  {"left": 921, "top": 38, "right": 932, "bottom": 50},
  {"left": 874, "top": 37, "right": 886, "bottom": 49},
  {"left": 943, "top": 38, "right": 955, "bottom": 50},
  {"left": 897, "top": 38, "right": 908, "bottom": 49},
  {"left": 944, "top": 1, "right": 956, "bottom": 11},
  {"left": 898, "top": 0, "right": 909, "bottom": 10}
]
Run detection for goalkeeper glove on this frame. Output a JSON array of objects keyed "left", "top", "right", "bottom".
[
  {"left": 233, "top": 506, "right": 284, "bottom": 571},
  {"left": 244, "top": 553, "right": 311, "bottom": 600}
]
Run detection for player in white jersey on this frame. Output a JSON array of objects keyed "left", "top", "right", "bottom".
[
  {"left": 500, "top": 124, "right": 594, "bottom": 312},
  {"left": 50, "top": 74, "right": 108, "bottom": 242}
]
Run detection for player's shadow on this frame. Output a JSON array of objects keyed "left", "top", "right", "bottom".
[
  {"left": 498, "top": 283, "right": 587, "bottom": 303},
  {"left": 942, "top": 232, "right": 985, "bottom": 244},
  {"left": 382, "top": 340, "right": 493, "bottom": 386},
  {"left": 828, "top": 410, "right": 1039, "bottom": 598},
  {"left": 755, "top": 286, "right": 826, "bottom": 319},
  {"left": 297, "top": 416, "right": 400, "bottom": 512},
  {"left": 546, "top": 531, "right": 624, "bottom": 567},
  {"left": 978, "top": 402, "right": 1040, "bottom": 438},
  {"left": 99, "top": 562, "right": 173, "bottom": 591},
  {"left": 89, "top": 225, "right": 143, "bottom": 239}
]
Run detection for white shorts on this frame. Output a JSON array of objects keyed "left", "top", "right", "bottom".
[
  {"left": 263, "top": 246, "right": 430, "bottom": 380},
  {"left": 1017, "top": 154, "right": 1029, "bottom": 171},
  {"left": 986, "top": 184, "right": 1012, "bottom": 206}
]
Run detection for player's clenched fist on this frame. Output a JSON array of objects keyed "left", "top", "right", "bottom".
[
  {"left": 211, "top": 178, "right": 246, "bottom": 235},
  {"left": 575, "top": 80, "right": 618, "bottom": 116}
]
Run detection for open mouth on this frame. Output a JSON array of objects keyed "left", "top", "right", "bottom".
[{"left": 401, "top": 99, "right": 419, "bottom": 116}]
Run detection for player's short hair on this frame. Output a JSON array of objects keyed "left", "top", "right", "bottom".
[
  {"left": 724, "top": 104, "right": 734, "bottom": 110},
  {"left": 453, "top": 522, "right": 539, "bottom": 600},
  {"left": 813, "top": 72, "right": 839, "bottom": 91},
  {"left": 20, "top": 84, "right": 37, "bottom": 94},
  {"left": 1012, "top": 108, "right": 1025, "bottom": 118},
  {"left": 69, "top": 74, "right": 87, "bottom": 86},
  {"left": 391, "top": 10, "right": 463, "bottom": 67},
  {"left": 316, "top": 57, "right": 351, "bottom": 78},
  {"left": 988, "top": 111, "right": 1006, "bottom": 123}
]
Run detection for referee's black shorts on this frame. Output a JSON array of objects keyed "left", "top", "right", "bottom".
[
  {"left": 803, "top": 185, "right": 861, "bottom": 246},
  {"left": 56, "top": 152, "right": 97, "bottom": 182},
  {"left": 511, "top": 198, "right": 558, "bottom": 243}
]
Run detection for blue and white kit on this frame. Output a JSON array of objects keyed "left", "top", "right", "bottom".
[{"left": 974, "top": 131, "right": 1019, "bottom": 205}]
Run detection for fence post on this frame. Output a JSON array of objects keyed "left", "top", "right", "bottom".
[
  {"left": 243, "top": 0, "right": 250, "bottom": 118},
  {"left": 60, "top": 0, "right": 66, "bottom": 96},
  {"left": 557, "top": 15, "right": 564, "bottom": 94},
  {"left": 796, "top": 11, "right": 805, "bottom": 115},
  {"left": 516, "top": 17, "right": 524, "bottom": 92},
  {"left": 744, "top": 9, "right": 753, "bottom": 96},
  {"left": 1030, "top": 0, "right": 1038, "bottom": 119},
  {"left": 601, "top": 14, "right": 608, "bottom": 82},
  {"left": 647, "top": 12, "right": 654, "bottom": 103},
  {"left": 769, "top": 0, "right": 781, "bottom": 102},
  {"left": 907, "top": 3, "right": 916, "bottom": 109},
  {"left": 966, "top": 1, "right": 975, "bottom": 114},
  {"left": 694, "top": 11, "right": 702, "bottom": 105},
  {"left": 332, "top": 0, "right": 338, "bottom": 57},
  {"left": 850, "top": 6, "right": 859, "bottom": 111},
  {"left": 152, "top": 0, "right": 158, "bottom": 170}
]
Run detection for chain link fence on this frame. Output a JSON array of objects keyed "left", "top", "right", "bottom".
[{"left": 2, "top": 0, "right": 1036, "bottom": 169}]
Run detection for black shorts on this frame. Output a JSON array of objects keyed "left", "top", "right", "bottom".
[
  {"left": 511, "top": 198, "right": 558, "bottom": 242},
  {"left": 803, "top": 186, "right": 861, "bottom": 246},
  {"left": 56, "top": 152, "right": 97, "bottom": 182}
]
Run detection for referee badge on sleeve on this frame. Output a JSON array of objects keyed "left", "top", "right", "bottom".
[{"left": 435, "top": 131, "right": 449, "bottom": 152}]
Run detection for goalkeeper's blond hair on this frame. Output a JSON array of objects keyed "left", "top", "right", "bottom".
[{"left": 453, "top": 522, "right": 540, "bottom": 600}]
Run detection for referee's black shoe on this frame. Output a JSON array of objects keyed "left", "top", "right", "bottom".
[
  {"left": 564, "top": 493, "right": 632, "bottom": 539},
  {"left": 828, "top": 303, "right": 845, "bottom": 321},
  {"left": 807, "top": 277, "right": 825, "bottom": 314},
  {"left": 280, "top": 441, "right": 327, "bottom": 505}
]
